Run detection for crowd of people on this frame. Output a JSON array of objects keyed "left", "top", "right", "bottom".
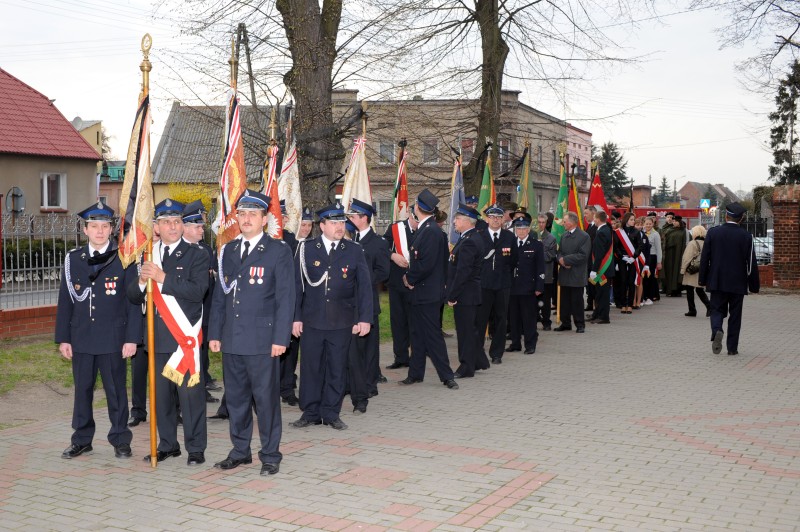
[{"left": 54, "top": 190, "right": 759, "bottom": 476}]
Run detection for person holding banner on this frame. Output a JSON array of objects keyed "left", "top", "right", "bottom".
[
  {"left": 615, "top": 212, "right": 644, "bottom": 314},
  {"left": 383, "top": 207, "right": 418, "bottom": 369},
  {"left": 587, "top": 210, "right": 614, "bottom": 324},
  {"left": 127, "top": 199, "right": 210, "bottom": 465},
  {"left": 56, "top": 202, "right": 141, "bottom": 460}
]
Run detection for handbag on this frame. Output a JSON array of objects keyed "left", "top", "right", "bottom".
[{"left": 685, "top": 241, "right": 701, "bottom": 274}]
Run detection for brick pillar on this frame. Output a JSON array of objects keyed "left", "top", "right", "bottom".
[{"left": 772, "top": 185, "right": 800, "bottom": 288}]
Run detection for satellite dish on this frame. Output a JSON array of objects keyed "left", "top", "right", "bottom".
[
  {"left": 6, "top": 186, "right": 25, "bottom": 213},
  {"left": 72, "top": 116, "right": 83, "bottom": 130}
]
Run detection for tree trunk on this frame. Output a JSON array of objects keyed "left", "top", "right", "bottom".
[
  {"left": 276, "top": 0, "right": 345, "bottom": 209},
  {"left": 463, "top": 0, "right": 510, "bottom": 196}
]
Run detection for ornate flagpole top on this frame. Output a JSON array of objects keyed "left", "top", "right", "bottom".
[
  {"left": 140, "top": 34, "right": 152, "bottom": 94},
  {"left": 228, "top": 36, "right": 239, "bottom": 89}
]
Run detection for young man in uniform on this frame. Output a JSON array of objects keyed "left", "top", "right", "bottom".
[{"left": 507, "top": 213, "right": 545, "bottom": 354}]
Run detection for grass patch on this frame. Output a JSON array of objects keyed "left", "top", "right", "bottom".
[{"left": 377, "top": 290, "right": 454, "bottom": 343}]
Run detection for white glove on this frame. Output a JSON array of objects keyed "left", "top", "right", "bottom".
[
  {"left": 642, "top": 265, "right": 650, "bottom": 273},
  {"left": 623, "top": 256, "right": 635, "bottom": 264},
  {"left": 589, "top": 271, "right": 597, "bottom": 280}
]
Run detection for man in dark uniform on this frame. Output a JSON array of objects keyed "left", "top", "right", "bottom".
[
  {"left": 587, "top": 210, "right": 614, "bottom": 324},
  {"left": 346, "top": 198, "right": 390, "bottom": 412},
  {"left": 209, "top": 190, "right": 295, "bottom": 475},
  {"left": 127, "top": 198, "right": 209, "bottom": 465},
  {"left": 401, "top": 189, "right": 458, "bottom": 389},
  {"left": 56, "top": 201, "right": 141, "bottom": 459},
  {"left": 584, "top": 206, "right": 598, "bottom": 312},
  {"left": 383, "top": 207, "right": 418, "bottom": 369},
  {"left": 291, "top": 202, "right": 373, "bottom": 430},
  {"left": 279, "top": 200, "right": 300, "bottom": 406},
  {"left": 553, "top": 212, "right": 591, "bottom": 333},
  {"left": 507, "top": 214, "right": 545, "bottom": 354},
  {"left": 465, "top": 195, "right": 487, "bottom": 231},
  {"left": 447, "top": 204, "right": 484, "bottom": 379},
  {"left": 475, "top": 203, "right": 518, "bottom": 364},
  {"left": 537, "top": 214, "right": 556, "bottom": 331},
  {"left": 699, "top": 202, "right": 759, "bottom": 355},
  {"left": 182, "top": 200, "right": 220, "bottom": 403},
  {"left": 297, "top": 207, "right": 314, "bottom": 240}
]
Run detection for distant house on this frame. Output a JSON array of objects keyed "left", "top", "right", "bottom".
[
  {"left": 0, "top": 68, "right": 100, "bottom": 215},
  {"left": 71, "top": 117, "right": 104, "bottom": 176},
  {"left": 99, "top": 159, "right": 126, "bottom": 212},
  {"left": 679, "top": 181, "right": 740, "bottom": 209}
]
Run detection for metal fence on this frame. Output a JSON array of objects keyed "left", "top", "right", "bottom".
[{"left": 1, "top": 213, "right": 87, "bottom": 309}]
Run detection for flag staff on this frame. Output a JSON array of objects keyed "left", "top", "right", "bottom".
[
  {"left": 139, "top": 33, "right": 158, "bottom": 469},
  {"left": 555, "top": 147, "right": 565, "bottom": 327}
]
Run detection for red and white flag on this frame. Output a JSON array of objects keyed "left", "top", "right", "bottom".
[{"left": 214, "top": 89, "right": 247, "bottom": 250}]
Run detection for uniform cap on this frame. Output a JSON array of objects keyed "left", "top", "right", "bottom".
[
  {"left": 725, "top": 202, "right": 746, "bottom": 219},
  {"left": 182, "top": 200, "right": 207, "bottom": 225},
  {"left": 455, "top": 203, "right": 480, "bottom": 220},
  {"left": 347, "top": 198, "right": 375, "bottom": 217},
  {"left": 512, "top": 212, "right": 533, "bottom": 225},
  {"left": 279, "top": 199, "right": 287, "bottom": 215},
  {"left": 416, "top": 189, "right": 439, "bottom": 212},
  {"left": 484, "top": 203, "right": 504, "bottom": 216},
  {"left": 236, "top": 189, "right": 271, "bottom": 211},
  {"left": 301, "top": 207, "right": 313, "bottom": 221},
  {"left": 154, "top": 198, "right": 185, "bottom": 219},
  {"left": 78, "top": 201, "right": 114, "bottom": 222},
  {"left": 317, "top": 201, "right": 347, "bottom": 221},
  {"left": 465, "top": 195, "right": 479, "bottom": 205}
]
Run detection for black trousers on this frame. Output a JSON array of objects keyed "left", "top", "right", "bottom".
[
  {"left": 299, "top": 326, "right": 352, "bottom": 422},
  {"left": 685, "top": 286, "right": 710, "bottom": 314},
  {"left": 388, "top": 287, "right": 412, "bottom": 364},
  {"left": 508, "top": 294, "right": 538, "bottom": 350},
  {"left": 643, "top": 256, "right": 659, "bottom": 301},
  {"left": 222, "top": 353, "right": 282, "bottom": 464},
  {"left": 453, "top": 304, "right": 481, "bottom": 377},
  {"left": 200, "top": 324, "right": 212, "bottom": 384},
  {"left": 364, "top": 319, "right": 381, "bottom": 395},
  {"left": 409, "top": 303, "right": 455, "bottom": 382},
  {"left": 620, "top": 262, "right": 637, "bottom": 307},
  {"left": 592, "top": 281, "right": 611, "bottom": 321},
  {"left": 476, "top": 288, "right": 510, "bottom": 359},
  {"left": 538, "top": 283, "right": 553, "bottom": 328},
  {"left": 347, "top": 332, "right": 370, "bottom": 409},
  {"left": 279, "top": 336, "right": 299, "bottom": 399},
  {"left": 612, "top": 270, "right": 623, "bottom": 307},
  {"left": 154, "top": 352, "right": 207, "bottom": 453},
  {"left": 71, "top": 352, "right": 132, "bottom": 447},
  {"left": 585, "top": 276, "right": 596, "bottom": 310},
  {"left": 559, "top": 285, "right": 585, "bottom": 329},
  {"left": 709, "top": 291, "right": 745, "bottom": 352},
  {"left": 130, "top": 346, "right": 148, "bottom": 420}
]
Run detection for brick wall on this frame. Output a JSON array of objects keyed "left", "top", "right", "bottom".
[
  {"left": 772, "top": 185, "right": 800, "bottom": 288},
  {"left": 0, "top": 305, "right": 57, "bottom": 340}
]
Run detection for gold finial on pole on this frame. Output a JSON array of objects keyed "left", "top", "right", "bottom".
[
  {"left": 140, "top": 33, "right": 152, "bottom": 96},
  {"left": 228, "top": 36, "right": 238, "bottom": 90},
  {"left": 525, "top": 139, "right": 531, "bottom": 149},
  {"left": 557, "top": 141, "right": 567, "bottom": 161},
  {"left": 361, "top": 101, "right": 368, "bottom": 137}
]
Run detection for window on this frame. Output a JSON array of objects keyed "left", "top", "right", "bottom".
[
  {"left": 378, "top": 200, "right": 392, "bottom": 220},
  {"left": 422, "top": 138, "right": 439, "bottom": 164},
  {"left": 379, "top": 140, "right": 396, "bottom": 165},
  {"left": 537, "top": 145, "right": 543, "bottom": 169},
  {"left": 98, "top": 195, "right": 108, "bottom": 205},
  {"left": 461, "top": 138, "right": 474, "bottom": 163},
  {"left": 497, "top": 139, "right": 511, "bottom": 173},
  {"left": 537, "top": 195, "right": 543, "bottom": 213},
  {"left": 41, "top": 173, "right": 66, "bottom": 210}
]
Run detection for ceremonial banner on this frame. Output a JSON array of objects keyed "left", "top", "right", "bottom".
[
  {"left": 568, "top": 174, "right": 584, "bottom": 230},
  {"left": 341, "top": 136, "right": 373, "bottom": 220},
  {"left": 587, "top": 167, "right": 611, "bottom": 214},
  {"left": 516, "top": 146, "right": 537, "bottom": 220},
  {"left": 392, "top": 146, "right": 409, "bottom": 222},
  {"left": 477, "top": 154, "right": 495, "bottom": 216},
  {"left": 551, "top": 161, "right": 569, "bottom": 244},
  {"left": 118, "top": 93, "right": 153, "bottom": 268},
  {"left": 214, "top": 90, "right": 247, "bottom": 250},
  {"left": 448, "top": 156, "right": 465, "bottom": 246},
  {"left": 278, "top": 138, "right": 302, "bottom": 234},
  {"left": 262, "top": 143, "right": 283, "bottom": 239}
]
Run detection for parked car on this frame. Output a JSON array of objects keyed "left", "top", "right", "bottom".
[{"left": 753, "top": 229, "right": 773, "bottom": 265}]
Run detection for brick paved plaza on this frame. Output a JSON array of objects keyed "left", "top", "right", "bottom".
[{"left": 1, "top": 292, "right": 799, "bottom": 531}]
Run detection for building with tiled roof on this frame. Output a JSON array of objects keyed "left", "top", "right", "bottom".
[
  {"left": 679, "top": 181, "right": 740, "bottom": 209},
  {"left": 0, "top": 68, "right": 100, "bottom": 214}
]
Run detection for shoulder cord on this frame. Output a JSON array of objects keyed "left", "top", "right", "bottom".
[
  {"left": 217, "top": 244, "right": 238, "bottom": 295},
  {"left": 299, "top": 241, "right": 328, "bottom": 290},
  {"left": 747, "top": 236, "right": 753, "bottom": 277},
  {"left": 64, "top": 252, "right": 91, "bottom": 304}
]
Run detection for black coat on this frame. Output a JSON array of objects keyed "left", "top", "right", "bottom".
[
  {"left": 383, "top": 220, "right": 415, "bottom": 291},
  {"left": 477, "top": 227, "right": 518, "bottom": 290},
  {"left": 209, "top": 234, "right": 296, "bottom": 354},
  {"left": 55, "top": 244, "right": 142, "bottom": 354},
  {"left": 356, "top": 228, "right": 391, "bottom": 317},
  {"left": 294, "top": 236, "right": 374, "bottom": 329},
  {"left": 126, "top": 239, "right": 210, "bottom": 354},
  {"left": 699, "top": 222, "right": 760, "bottom": 295},
  {"left": 445, "top": 227, "right": 483, "bottom": 305},
  {"left": 405, "top": 216, "right": 448, "bottom": 305},
  {"left": 283, "top": 229, "right": 299, "bottom": 256},
  {"left": 591, "top": 224, "right": 615, "bottom": 279},
  {"left": 197, "top": 240, "right": 216, "bottom": 327},
  {"left": 510, "top": 236, "right": 545, "bottom": 296}
]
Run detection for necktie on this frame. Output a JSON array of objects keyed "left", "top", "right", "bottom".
[
  {"left": 518, "top": 240, "right": 523, "bottom": 247},
  {"left": 493, "top": 232, "right": 498, "bottom": 244},
  {"left": 93, "top": 250, "right": 100, "bottom": 258},
  {"left": 163, "top": 246, "right": 170, "bottom": 262},
  {"left": 330, "top": 242, "right": 336, "bottom": 255},
  {"left": 241, "top": 241, "right": 250, "bottom": 261},
  {"left": 92, "top": 250, "right": 101, "bottom": 272},
  {"left": 354, "top": 232, "right": 361, "bottom": 243}
]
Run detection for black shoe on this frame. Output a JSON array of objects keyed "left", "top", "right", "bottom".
[
  {"left": 377, "top": 374, "right": 388, "bottom": 384},
  {"left": 207, "top": 413, "right": 229, "bottom": 420},
  {"left": 144, "top": 449, "right": 181, "bottom": 462},
  {"left": 727, "top": 350, "right": 738, "bottom": 356},
  {"left": 585, "top": 314, "right": 597, "bottom": 321},
  {"left": 187, "top": 452, "right": 205, "bottom": 466},
  {"left": 368, "top": 390, "right": 378, "bottom": 398},
  {"left": 553, "top": 325, "right": 571, "bottom": 332},
  {"left": 685, "top": 311, "right": 697, "bottom": 317},
  {"left": 524, "top": 348, "right": 536, "bottom": 354},
  {"left": 114, "top": 443, "right": 132, "bottom": 459},
  {"left": 281, "top": 394, "right": 299, "bottom": 406},
  {"left": 491, "top": 357, "right": 502, "bottom": 364},
  {"left": 576, "top": 327, "right": 585, "bottom": 333},
  {"left": 206, "top": 380, "right": 222, "bottom": 391},
  {"left": 386, "top": 361, "right": 409, "bottom": 369},
  {"left": 290, "top": 418, "right": 322, "bottom": 428},
  {"left": 442, "top": 331, "right": 454, "bottom": 338},
  {"left": 506, "top": 346, "right": 521, "bottom": 352},
  {"left": 61, "top": 443, "right": 92, "bottom": 459},
  {"left": 444, "top": 379, "right": 459, "bottom": 390},
  {"left": 127, "top": 417, "right": 146, "bottom": 427},
  {"left": 206, "top": 393, "right": 220, "bottom": 403},
  {"left": 453, "top": 371, "right": 473, "bottom": 379},
  {"left": 712, "top": 330, "right": 724, "bottom": 355},
  {"left": 323, "top": 418, "right": 348, "bottom": 430},
  {"left": 595, "top": 320, "right": 610, "bottom": 324},
  {"left": 542, "top": 325, "right": 551, "bottom": 331},
  {"left": 400, "top": 377, "right": 423, "bottom": 385},
  {"left": 353, "top": 404, "right": 367, "bottom": 415},
  {"left": 214, "top": 455, "right": 252, "bottom": 470},
  {"left": 260, "top": 463, "right": 280, "bottom": 476},
  {"left": 584, "top": 306, "right": 594, "bottom": 311}
]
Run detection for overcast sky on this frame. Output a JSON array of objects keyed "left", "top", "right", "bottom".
[{"left": 0, "top": 0, "right": 775, "bottom": 196}]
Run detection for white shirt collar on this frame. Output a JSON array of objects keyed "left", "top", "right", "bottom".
[
  {"left": 240, "top": 232, "right": 263, "bottom": 254},
  {"left": 88, "top": 242, "right": 110, "bottom": 255},
  {"left": 321, "top": 234, "right": 340, "bottom": 250},
  {"left": 358, "top": 227, "right": 371, "bottom": 240},
  {"left": 518, "top": 236, "right": 528, "bottom": 245}
]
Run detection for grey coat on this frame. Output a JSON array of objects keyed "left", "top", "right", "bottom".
[
  {"left": 557, "top": 228, "right": 591, "bottom": 287},
  {"left": 540, "top": 230, "right": 557, "bottom": 284}
]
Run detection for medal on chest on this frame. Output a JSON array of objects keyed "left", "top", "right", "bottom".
[
  {"left": 105, "top": 281, "right": 117, "bottom": 295},
  {"left": 502, "top": 247, "right": 511, "bottom": 256},
  {"left": 249, "top": 266, "right": 264, "bottom": 284},
  {"left": 342, "top": 266, "right": 348, "bottom": 279}
]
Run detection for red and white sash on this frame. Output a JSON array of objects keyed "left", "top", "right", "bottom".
[
  {"left": 615, "top": 228, "right": 649, "bottom": 286},
  {"left": 152, "top": 246, "right": 202, "bottom": 387},
  {"left": 392, "top": 221, "right": 410, "bottom": 261}
]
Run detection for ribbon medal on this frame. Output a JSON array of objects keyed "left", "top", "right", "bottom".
[
  {"left": 342, "top": 266, "right": 348, "bottom": 279},
  {"left": 256, "top": 267, "right": 264, "bottom": 284},
  {"left": 248, "top": 267, "right": 257, "bottom": 285},
  {"left": 502, "top": 247, "right": 511, "bottom": 256},
  {"left": 105, "top": 281, "right": 116, "bottom": 295}
]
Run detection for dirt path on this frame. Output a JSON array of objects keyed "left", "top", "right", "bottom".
[{"left": 0, "top": 383, "right": 74, "bottom": 429}]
